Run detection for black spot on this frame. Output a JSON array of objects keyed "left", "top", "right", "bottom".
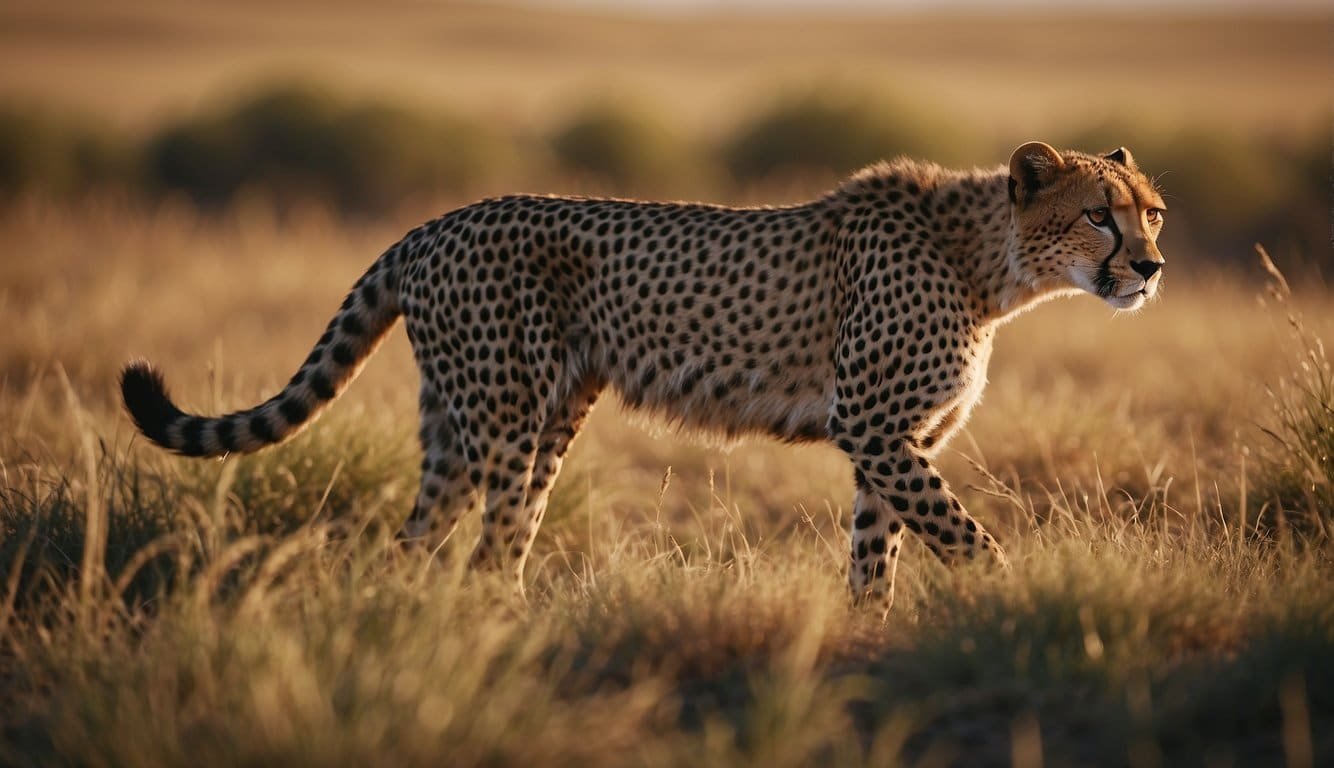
[
  {"left": 179, "top": 417, "right": 207, "bottom": 456},
  {"left": 215, "top": 418, "right": 238, "bottom": 452},
  {"left": 331, "top": 343, "right": 355, "bottom": 366},
  {"left": 309, "top": 371, "right": 336, "bottom": 401},
  {"left": 854, "top": 511, "right": 877, "bottom": 529},
  {"left": 279, "top": 397, "right": 310, "bottom": 425},
  {"left": 250, "top": 413, "right": 278, "bottom": 443},
  {"left": 340, "top": 313, "right": 364, "bottom": 335}
]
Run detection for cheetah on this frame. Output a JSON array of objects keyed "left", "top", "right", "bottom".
[{"left": 121, "top": 141, "right": 1166, "bottom": 616}]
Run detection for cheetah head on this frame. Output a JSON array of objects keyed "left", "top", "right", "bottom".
[{"left": 1007, "top": 141, "right": 1166, "bottom": 311}]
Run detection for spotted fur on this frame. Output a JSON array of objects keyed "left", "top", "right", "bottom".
[{"left": 121, "top": 140, "right": 1165, "bottom": 617}]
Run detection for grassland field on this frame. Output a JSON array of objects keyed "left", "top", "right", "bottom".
[
  {"left": 2, "top": 2, "right": 1333, "bottom": 766},
  {"left": 1, "top": 188, "right": 1331, "bottom": 767}
]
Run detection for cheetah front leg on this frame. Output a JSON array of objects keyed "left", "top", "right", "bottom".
[
  {"left": 859, "top": 442, "right": 1006, "bottom": 561},
  {"left": 844, "top": 442, "right": 1008, "bottom": 619},
  {"left": 848, "top": 489, "right": 907, "bottom": 617}
]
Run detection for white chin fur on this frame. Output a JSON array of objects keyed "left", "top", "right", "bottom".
[
  {"left": 1065, "top": 266, "right": 1102, "bottom": 297},
  {"left": 1105, "top": 292, "right": 1147, "bottom": 311}
]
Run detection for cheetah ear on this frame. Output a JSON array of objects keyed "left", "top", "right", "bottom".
[
  {"left": 1008, "top": 141, "right": 1065, "bottom": 207},
  {"left": 1104, "top": 146, "right": 1137, "bottom": 168}
]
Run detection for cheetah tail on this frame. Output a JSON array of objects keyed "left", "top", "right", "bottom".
[{"left": 120, "top": 246, "right": 403, "bottom": 457}]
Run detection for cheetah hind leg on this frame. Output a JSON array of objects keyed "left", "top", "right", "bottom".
[
  {"left": 398, "top": 394, "right": 480, "bottom": 550},
  {"left": 499, "top": 378, "right": 603, "bottom": 583},
  {"left": 465, "top": 408, "right": 544, "bottom": 590}
]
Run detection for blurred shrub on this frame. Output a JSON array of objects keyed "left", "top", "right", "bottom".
[
  {"left": 721, "top": 89, "right": 975, "bottom": 183},
  {"left": 0, "top": 81, "right": 1326, "bottom": 274},
  {"left": 144, "top": 83, "right": 510, "bottom": 211},
  {"left": 0, "top": 104, "right": 130, "bottom": 197},
  {"left": 550, "top": 101, "right": 693, "bottom": 192}
]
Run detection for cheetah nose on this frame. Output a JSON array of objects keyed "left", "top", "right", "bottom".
[{"left": 1130, "top": 260, "right": 1162, "bottom": 280}]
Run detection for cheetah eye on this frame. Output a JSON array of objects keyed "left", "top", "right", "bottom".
[
  {"left": 1085, "top": 207, "right": 1111, "bottom": 227},
  {"left": 1146, "top": 208, "right": 1164, "bottom": 224}
]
